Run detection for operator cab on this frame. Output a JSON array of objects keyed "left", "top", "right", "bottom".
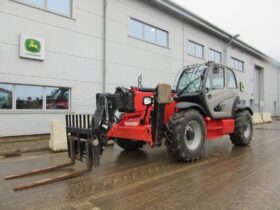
[{"left": 174, "top": 62, "right": 239, "bottom": 119}]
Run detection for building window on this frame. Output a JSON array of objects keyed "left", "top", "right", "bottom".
[
  {"left": 130, "top": 19, "right": 143, "bottom": 40},
  {"left": 231, "top": 57, "right": 244, "bottom": 72},
  {"left": 0, "top": 84, "right": 13, "bottom": 109},
  {"left": 209, "top": 49, "right": 222, "bottom": 63},
  {"left": 22, "top": 0, "right": 44, "bottom": 7},
  {"left": 18, "top": 0, "right": 72, "bottom": 17},
  {"left": 46, "top": 87, "right": 69, "bottom": 110},
  {"left": 156, "top": 30, "right": 168, "bottom": 47},
  {"left": 144, "top": 25, "right": 156, "bottom": 43},
  {"left": 16, "top": 85, "right": 43, "bottom": 110},
  {"left": 188, "top": 41, "right": 204, "bottom": 58},
  {"left": 129, "top": 18, "right": 169, "bottom": 47},
  {"left": 0, "top": 83, "right": 70, "bottom": 111}
]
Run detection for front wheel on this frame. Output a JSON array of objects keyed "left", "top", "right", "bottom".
[
  {"left": 230, "top": 110, "right": 253, "bottom": 146},
  {"left": 165, "top": 110, "right": 206, "bottom": 162}
]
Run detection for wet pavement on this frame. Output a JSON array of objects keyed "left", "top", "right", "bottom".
[
  {"left": 1, "top": 122, "right": 280, "bottom": 210},
  {"left": 0, "top": 134, "right": 49, "bottom": 157}
]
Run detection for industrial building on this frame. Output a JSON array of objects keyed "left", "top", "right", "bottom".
[{"left": 0, "top": 0, "right": 279, "bottom": 137}]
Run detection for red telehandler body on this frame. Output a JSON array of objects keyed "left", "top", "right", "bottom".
[{"left": 6, "top": 62, "right": 253, "bottom": 191}]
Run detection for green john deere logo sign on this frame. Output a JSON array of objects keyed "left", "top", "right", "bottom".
[{"left": 25, "top": 39, "right": 41, "bottom": 53}]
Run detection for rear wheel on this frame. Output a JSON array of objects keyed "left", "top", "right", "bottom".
[
  {"left": 165, "top": 110, "right": 206, "bottom": 162},
  {"left": 230, "top": 110, "right": 253, "bottom": 146},
  {"left": 115, "top": 139, "right": 145, "bottom": 151}
]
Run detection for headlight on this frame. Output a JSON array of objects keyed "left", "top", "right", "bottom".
[{"left": 143, "top": 97, "right": 153, "bottom": 106}]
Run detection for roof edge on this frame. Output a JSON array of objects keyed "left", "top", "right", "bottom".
[{"left": 152, "top": 0, "right": 280, "bottom": 67}]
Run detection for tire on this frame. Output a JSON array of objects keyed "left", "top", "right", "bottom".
[
  {"left": 165, "top": 109, "right": 206, "bottom": 162},
  {"left": 230, "top": 110, "right": 253, "bottom": 146},
  {"left": 115, "top": 139, "right": 145, "bottom": 151}
]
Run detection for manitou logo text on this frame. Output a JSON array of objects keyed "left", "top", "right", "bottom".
[
  {"left": 25, "top": 39, "right": 41, "bottom": 53},
  {"left": 124, "top": 121, "right": 139, "bottom": 126}
]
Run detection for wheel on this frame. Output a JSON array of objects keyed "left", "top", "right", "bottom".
[
  {"left": 115, "top": 139, "right": 145, "bottom": 151},
  {"left": 230, "top": 110, "right": 253, "bottom": 146},
  {"left": 165, "top": 109, "right": 206, "bottom": 162}
]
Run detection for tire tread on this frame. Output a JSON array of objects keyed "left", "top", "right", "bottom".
[
  {"left": 165, "top": 110, "right": 205, "bottom": 162},
  {"left": 230, "top": 110, "right": 253, "bottom": 146}
]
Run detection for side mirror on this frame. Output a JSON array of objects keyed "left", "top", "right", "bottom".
[{"left": 143, "top": 96, "right": 153, "bottom": 106}]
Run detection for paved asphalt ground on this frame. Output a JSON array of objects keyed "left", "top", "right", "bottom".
[{"left": 1, "top": 121, "right": 280, "bottom": 210}]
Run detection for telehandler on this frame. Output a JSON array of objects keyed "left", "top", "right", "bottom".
[{"left": 6, "top": 62, "right": 253, "bottom": 191}]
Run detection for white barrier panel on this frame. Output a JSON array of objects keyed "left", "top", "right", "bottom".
[
  {"left": 262, "top": 112, "right": 273, "bottom": 123},
  {"left": 252, "top": 112, "right": 263, "bottom": 124},
  {"left": 49, "top": 120, "right": 67, "bottom": 152}
]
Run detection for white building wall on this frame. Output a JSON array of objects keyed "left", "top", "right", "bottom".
[
  {"left": 106, "top": 0, "right": 184, "bottom": 91},
  {"left": 0, "top": 0, "right": 279, "bottom": 137},
  {"left": 0, "top": 0, "right": 104, "bottom": 136}
]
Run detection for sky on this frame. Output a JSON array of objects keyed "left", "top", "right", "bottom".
[{"left": 172, "top": 0, "right": 280, "bottom": 61}]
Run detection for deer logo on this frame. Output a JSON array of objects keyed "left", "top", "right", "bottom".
[{"left": 25, "top": 38, "right": 41, "bottom": 53}]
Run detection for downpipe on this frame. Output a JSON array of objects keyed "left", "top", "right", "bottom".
[{"left": 102, "top": 0, "right": 108, "bottom": 93}]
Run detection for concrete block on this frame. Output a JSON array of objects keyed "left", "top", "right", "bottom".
[
  {"left": 262, "top": 112, "right": 273, "bottom": 123},
  {"left": 49, "top": 120, "right": 67, "bottom": 152},
  {"left": 252, "top": 112, "right": 263, "bottom": 124}
]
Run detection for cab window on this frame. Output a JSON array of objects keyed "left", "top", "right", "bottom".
[
  {"left": 227, "top": 69, "right": 237, "bottom": 89},
  {"left": 211, "top": 67, "right": 225, "bottom": 89}
]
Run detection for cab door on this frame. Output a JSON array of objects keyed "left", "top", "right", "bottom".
[{"left": 205, "top": 66, "right": 238, "bottom": 119}]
